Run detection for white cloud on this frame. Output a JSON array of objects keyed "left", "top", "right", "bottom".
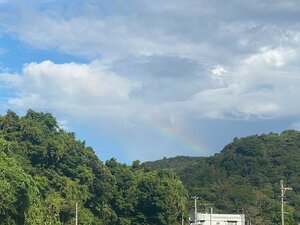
[
  {"left": 0, "top": 0, "right": 287, "bottom": 61},
  {"left": 5, "top": 44, "right": 300, "bottom": 126},
  {"left": 184, "top": 46, "right": 300, "bottom": 119},
  {"left": 211, "top": 65, "right": 228, "bottom": 82},
  {"left": 1, "top": 6, "right": 207, "bottom": 60},
  {"left": 9, "top": 61, "right": 138, "bottom": 117},
  {"left": 211, "top": 65, "right": 227, "bottom": 76},
  {"left": 241, "top": 103, "right": 279, "bottom": 117},
  {"left": 0, "top": 72, "right": 21, "bottom": 87},
  {"left": 244, "top": 47, "right": 296, "bottom": 68}
]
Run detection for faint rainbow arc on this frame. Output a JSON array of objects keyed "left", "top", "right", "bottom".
[{"left": 143, "top": 119, "right": 203, "bottom": 154}]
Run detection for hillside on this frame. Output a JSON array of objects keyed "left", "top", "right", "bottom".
[
  {"left": 3, "top": 110, "right": 300, "bottom": 225},
  {"left": 0, "top": 110, "right": 187, "bottom": 225},
  {"left": 145, "top": 131, "right": 300, "bottom": 225}
]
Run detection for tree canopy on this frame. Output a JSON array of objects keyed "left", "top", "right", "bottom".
[{"left": 0, "top": 110, "right": 187, "bottom": 225}]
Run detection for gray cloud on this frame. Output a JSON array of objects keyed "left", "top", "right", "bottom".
[{"left": 111, "top": 55, "right": 210, "bottom": 103}]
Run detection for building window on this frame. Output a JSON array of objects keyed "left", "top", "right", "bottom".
[{"left": 228, "top": 221, "right": 237, "bottom": 225}]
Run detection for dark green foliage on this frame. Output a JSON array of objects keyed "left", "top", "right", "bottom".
[
  {"left": 0, "top": 110, "right": 187, "bottom": 225},
  {"left": 106, "top": 158, "right": 187, "bottom": 225},
  {"left": 145, "top": 132, "right": 300, "bottom": 225}
]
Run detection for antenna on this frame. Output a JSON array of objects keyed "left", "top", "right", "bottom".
[{"left": 280, "top": 180, "right": 292, "bottom": 225}]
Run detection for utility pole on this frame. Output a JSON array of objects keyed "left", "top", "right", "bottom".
[
  {"left": 191, "top": 196, "right": 199, "bottom": 223},
  {"left": 210, "top": 208, "right": 212, "bottom": 225},
  {"left": 182, "top": 213, "right": 184, "bottom": 225},
  {"left": 280, "top": 180, "right": 292, "bottom": 225},
  {"left": 75, "top": 202, "right": 78, "bottom": 225}
]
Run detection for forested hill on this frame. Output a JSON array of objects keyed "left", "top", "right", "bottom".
[
  {"left": 145, "top": 131, "right": 300, "bottom": 225},
  {"left": 0, "top": 110, "right": 187, "bottom": 225},
  {"left": 4, "top": 110, "right": 300, "bottom": 225}
]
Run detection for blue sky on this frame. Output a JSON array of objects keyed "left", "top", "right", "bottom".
[{"left": 1, "top": 0, "right": 300, "bottom": 163}]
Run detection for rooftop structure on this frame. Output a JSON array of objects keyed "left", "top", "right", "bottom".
[
  {"left": 190, "top": 212, "right": 245, "bottom": 225},
  {"left": 189, "top": 197, "right": 245, "bottom": 225}
]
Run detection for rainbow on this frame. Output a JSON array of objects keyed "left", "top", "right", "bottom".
[{"left": 143, "top": 117, "right": 204, "bottom": 155}]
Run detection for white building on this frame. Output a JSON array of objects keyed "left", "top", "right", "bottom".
[{"left": 190, "top": 212, "right": 245, "bottom": 225}]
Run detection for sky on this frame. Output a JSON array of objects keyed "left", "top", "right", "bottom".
[{"left": 1, "top": 0, "right": 300, "bottom": 163}]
